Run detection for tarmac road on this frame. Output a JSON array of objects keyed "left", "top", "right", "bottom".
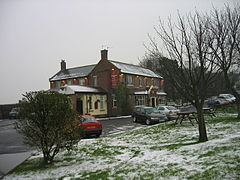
[{"left": 0, "top": 116, "right": 145, "bottom": 178}]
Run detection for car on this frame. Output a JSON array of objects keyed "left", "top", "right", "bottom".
[
  {"left": 206, "top": 96, "right": 230, "bottom": 107},
  {"left": 155, "top": 105, "right": 180, "bottom": 120},
  {"left": 219, "top": 94, "right": 236, "bottom": 103},
  {"left": 9, "top": 107, "right": 20, "bottom": 119},
  {"left": 78, "top": 115, "right": 102, "bottom": 137},
  {"left": 132, "top": 106, "right": 167, "bottom": 125}
]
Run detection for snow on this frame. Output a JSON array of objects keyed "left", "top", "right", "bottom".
[
  {"left": 59, "top": 85, "right": 102, "bottom": 95},
  {"left": 110, "top": 60, "right": 162, "bottom": 78},
  {"left": 4, "top": 113, "right": 240, "bottom": 179}
]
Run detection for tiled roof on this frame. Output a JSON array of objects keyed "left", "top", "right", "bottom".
[
  {"left": 49, "top": 64, "right": 96, "bottom": 81},
  {"left": 110, "top": 60, "right": 162, "bottom": 78}
]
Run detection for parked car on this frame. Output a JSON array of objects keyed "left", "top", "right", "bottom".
[
  {"left": 206, "top": 96, "right": 230, "bottom": 107},
  {"left": 132, "top": 106, "right": 167, "bottom": 125},
  {"left": 155, "top": 105, "right": 180, "bottom": 120},
  {"left": 9, "top": 107, "right": 20, "bottom": 119},
  {"left": 78, "top": 115, "right": 102, "bottom": 137},
  {"left": 219, "top": 94, "right": 236, "bottom": 103}
]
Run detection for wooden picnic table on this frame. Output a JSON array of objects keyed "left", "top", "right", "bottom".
[
  {"left": 174, "top": 111, "right": 198, "bottom": 126},
  {"left": 203, "top": 107, "right": 216, "bottom": 118}
]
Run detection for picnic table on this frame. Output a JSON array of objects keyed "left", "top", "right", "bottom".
[
  {"left": 175, "top": 107, "right": 216, "bottom": 126},
  {"left": 174, "top": 111, "right": 198, "bottom": 126},
  {"left": 203, "top": 107, "right": 216, "bottom": 118}
]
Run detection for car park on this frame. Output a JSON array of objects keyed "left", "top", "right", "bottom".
[
  {"left": 132, "top": 106, "right": 167, "bottom": 125},
  {"left": 155, "top": 105, "right": 180, "bottom": 120},
  {"left": 78, "top": 115, "right": 102, "bottom": 137}
]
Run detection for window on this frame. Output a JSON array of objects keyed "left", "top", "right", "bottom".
[
  {"left": 79, "top": 78, "right": 85, "bottom": 85},
  {"left": 100, "top": 96, "right": 104, "bottom": 109},
  {"left": 139, "top": 77, "right": 143, "bottom": 87},
  {"left": 67, "top": 79, "right": 72, "bottom": 85},
  {"left": 127, "top": 75, "right": 133, "bottom": 85},
  {"left": 56, "top": 81, "right": 61, "bottom": 89},
  {"left": 93, "top": 76, "right": 97, "bottom": 86},
  {"left": 112, "top": 95, "right": 117, "bottom": 108},
  {"left": 136, "top": 95, "right": 145, "bottom": 106},
  {"left": 89, "top": 96, "right": 92, "bottom": 110}
]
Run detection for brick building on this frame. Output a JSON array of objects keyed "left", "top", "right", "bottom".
[{"left": 49, "top": 50, "right": 166, "bottom": 117}]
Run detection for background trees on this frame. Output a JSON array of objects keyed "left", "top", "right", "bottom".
[
  {"left": 209, "top": 5, "right": 240, "bottom": 118},
  {"left": 142, "top": 5, "right": 240, "bottom": 142},
  {"left": 144, "top": 12, "right": 219, "bottom": 142},
  {"left": 16, "top": 91, "right": 80, "bottom": 164}
]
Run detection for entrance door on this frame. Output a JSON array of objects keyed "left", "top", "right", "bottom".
[
  {"left": 76, "top": 99, "right": 83, "bottom": 114},
  {"left": 151, "top": 97, "right": 156, "bottom": 107}
]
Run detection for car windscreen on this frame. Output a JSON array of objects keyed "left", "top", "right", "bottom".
[
  {"left": 144, "top": 108, "right": 154, "bottom": 114},
  {"left": 81, "top": 116, "right": 97, "bottom": 123}
]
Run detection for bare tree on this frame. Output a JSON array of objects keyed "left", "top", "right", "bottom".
[
  {"left": 147, "top": 12, "right": 219, "bottom": 142},
  {"left": 209, "top": 5, "right": 240, "bottom": 118}
]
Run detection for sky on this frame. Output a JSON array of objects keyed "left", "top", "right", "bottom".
[{"left": 0, "top": 0, "right": 236, "bottom": 104}]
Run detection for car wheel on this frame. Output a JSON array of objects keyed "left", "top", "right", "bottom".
[
  {"left": 146, "top": 119, "right": 151, "bottom": 125},
  {"left": 133, "top": 116, "right": 137, "bottom": 123}
]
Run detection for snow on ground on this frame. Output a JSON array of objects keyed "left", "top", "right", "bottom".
[{"left": 4, "top": 114, "right": 240, "bottom": 179}]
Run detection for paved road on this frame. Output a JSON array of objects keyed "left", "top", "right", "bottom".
[
  {"left": 0, "top": 116, "right": 145, "bottom": 177},
  {"left": 0, "top": 120, "right": 30, "bottom": 154},
  {"left": 100, "top": 116, "right": 145, "bottom": 136}
]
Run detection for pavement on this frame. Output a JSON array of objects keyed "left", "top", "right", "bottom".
[
  {"left": 0, "top": 152, "right": 32, "bottom": 178},
  {"left": 0, "top": 115, "right": 132, "bottom": 179}
]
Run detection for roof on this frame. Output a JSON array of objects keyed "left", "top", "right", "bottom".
[
  {"left": 110, "top": 60, "right": 162, "bottom": 78},
  {"left": 59, "top": 85, "right": 105, "bottom": 95},
  {"left": 50, "top": 64, "right": 96, "bottom": 81}
]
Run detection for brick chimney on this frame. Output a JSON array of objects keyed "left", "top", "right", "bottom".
[
  {"left": 101, "top": 49, "right": 108, "bottom": 60},
  {"left": 61, "top": 60, "right": 66, "bottom": 71}
]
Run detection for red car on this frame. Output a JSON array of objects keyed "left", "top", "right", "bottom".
[{"left": 79, "top": 115, "right": 102, "bottom": 137}]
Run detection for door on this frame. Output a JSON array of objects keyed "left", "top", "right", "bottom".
[
  {"left": 76, "top": 99, "right": 83, "bottom": 115},
  {"left": 151, "top": 97, "right": 156, "bottom": 107}
]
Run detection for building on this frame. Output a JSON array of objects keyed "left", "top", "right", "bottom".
[{"left": 49, "top": 50, "right": 166, "bottom": 117}]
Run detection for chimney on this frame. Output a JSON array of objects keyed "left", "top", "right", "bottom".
[
  {"left": 101, "top": 49, "right": 108, "bottom": 60},
  {"left": 61, "top": 60, "right": 66, "bottom": 71}
]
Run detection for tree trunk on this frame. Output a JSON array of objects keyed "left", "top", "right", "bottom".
[{"left": 196, "top": 106, "right": 208, "bottom": 142}]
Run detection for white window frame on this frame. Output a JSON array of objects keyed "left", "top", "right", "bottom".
[
  {"left": 136, "top": 95, "right": 145, "bottom": 106},
  {"left": 127, "top": 75, "right": 133, "bottom": 86},
  {"left": 79, "top": 78, "right": 85, "bottom": 85},
  {"left": 112, "top": 95, "right": 117, "bottom": 108},
  {"left": 67, "top": 79, "right": 72, "bottom": 85},
  {"left": 56, "top": 81, "right": 61, "bottom": 89},
  {"left": 139, "top": 77, "right": 143, "bottom": 87},
  {"left": 100, "top": 96, "right": 104, "bottom": 109},
  {"left": 93, "top": 76, "right": 97, "bottom": 87}
]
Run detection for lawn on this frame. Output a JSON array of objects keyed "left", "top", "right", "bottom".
[{"left": 4, "top": 113, "right": 240, "bottom": 179}]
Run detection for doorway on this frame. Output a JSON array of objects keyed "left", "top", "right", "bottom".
[
  {"left": 76, "top": 99, "right": 83, "bottom": 114},
  {"left": 151, "top": 97, "right": 156, "bottom": 107}
]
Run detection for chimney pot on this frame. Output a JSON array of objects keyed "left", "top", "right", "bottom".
[
  {"left": 61, "top": 60, "right": 66, "bottom": 71},
  {"left": 101, "top": 49, "right": 108, "bottom": 60}
]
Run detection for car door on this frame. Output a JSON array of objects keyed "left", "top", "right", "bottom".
[{"left": 139, "top": 108, "right": 147, "bottom": 122}]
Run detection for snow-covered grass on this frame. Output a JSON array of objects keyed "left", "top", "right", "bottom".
[{"left": 4, "top": 114, "right": 240, "bottom": 179}]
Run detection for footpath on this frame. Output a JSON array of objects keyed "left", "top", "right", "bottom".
[{"left": 0, "top": 115, "right": 131, "bottom": 178}]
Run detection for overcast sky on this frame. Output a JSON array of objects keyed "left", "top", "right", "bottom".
[{"left": 0, "top": 0, "right": 236, "bottom": 104}]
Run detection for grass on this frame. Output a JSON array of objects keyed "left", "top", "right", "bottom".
[{"left": 4, "top": 113, "right": 240, "bottom": 179}]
